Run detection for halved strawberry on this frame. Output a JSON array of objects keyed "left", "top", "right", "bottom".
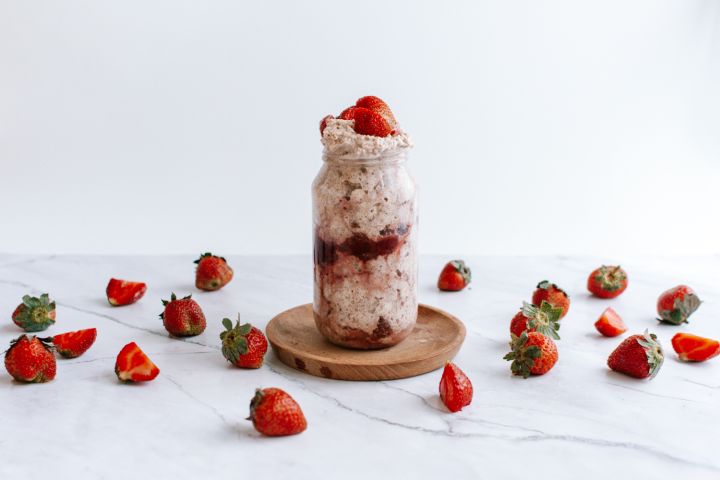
[
  {"left": 52, "top": 328, "right": 97, "bottom": 358},
  {"left": 355, "top": 96, "right": 397, "bottom": 127},
  {"left": 352, "top": 108, "right": 394, "bottom": 137},
  {"left": 439, "top": 362, "right": 473, "bottom": 412},
  {"left": 106, "top": 278, "right": 147, "bottom": 306},
  {"left": 671, "top": 333, "right": 720, "bottom": 362},
  {"left": 115, "top": 342, "right": 159, "bottom": 382},
  {"left": 594, "top": 307, "right": 627, "bottom": 337},
  {"left": 339, "top": 106, "right": 361, "bottom": 120}
]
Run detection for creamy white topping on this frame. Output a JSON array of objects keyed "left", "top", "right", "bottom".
[{"left": 321, "top": 118, "right": 412, "bottom": 159}]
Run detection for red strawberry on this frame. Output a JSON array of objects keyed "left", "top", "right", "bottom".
[
  {"left": 437, "top": 260, "right": 472, "bottom": 292},
  {"left": 509, "top": 301, "right": 562, "bottom": 339},
  {"left": 504, "top": 332, "right": 558, "bottom": 378},
  {"left": 671, "top": 333, "right": 720, "bottom": 362},
  {"left": 12, "top": 294, "right": 56, "bottom": 332},
  {"left": 106, "top": 278, "right": 147, "bottom": 306},
  {"left": 355, "top": 96, "right": 398, "bottom": 127},
  {"left": 352, "top": 108, "right": 394, "bottom": 137},
  {"left": 248, "top": 388, "right": 307, "bottom": 436},
  {"left": 220, "top": 316, "right": 268, "bottom": 369},
  {"left": 339, "top": 106, "right": 361, "bottom": 120},
  {"left": 319, "top": 114, "right": 334, "bottom": 135},
  {"left": 594, "top": 307, "right": 627, "bottom": 337},
  {"left": 160, "top": 293, "right": 207, "bottom": 337},
  {"left": 194, "top": 252, "right": 233, "bottom": 291},
  {"left": 439, "top": 362, "right": 473, "bottom": 413},
  {"left": 657, "top": 285, "right": 701, "bottom": 325},
  {"left": 52, "top": 328, "right": 97, "bottom": 358},
  {"left": 608, "top": 330, "right": 663, "bottom": 379},
  {"left": 4, "top": 335, "right": 56, "bottom": 383},
  {"left": 115, "top": 342, "right": 159, "bottom": 382},
  {"left": 587, "top": 265, "right": 628, "bottom": 299},
  {"left": 532, "top": 281, "right": 570, "bottom": 318}
]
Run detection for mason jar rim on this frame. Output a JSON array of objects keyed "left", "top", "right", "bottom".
[{"left": 322, "top": 149, "right": 408, "bottom": 165}]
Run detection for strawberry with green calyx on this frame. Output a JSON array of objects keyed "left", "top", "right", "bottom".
[
  {"left": 220, "top": 315, "right": 268, "bottom": 369},
  {"left": 608, "top": 330, "right": 664, "bottom": 379},
  {"left": 510, "top": 301, "right": 562, "bottom": 340},
  {"left": 587, "top": 265, "right": 628, "bottom": 299},
  {"left": 532, "top": 280, "right": 570, "bottom": 318},
  {"left": 437, "top": 260, "right": 472, "bottom": 292},
  {"left": 12, "top": 294, "right": 56, "bottom": 332},
  {"left": 194, "top": 252, "right": 234, "bottom": 291},
  {"left": 504, "top": 331, "right": 558, "bottom": 378},
  {"left": 249, "top": 387, "right": 307, "bottom": 437},
  {"left": 160, "top": 293, "right": 207, "bottom": 337},
  {"left": 4, "top": 335, "right": 56, "bottom": 383},
  {"left": 657, "top": 285, "right": 701, "bottom": 325}
]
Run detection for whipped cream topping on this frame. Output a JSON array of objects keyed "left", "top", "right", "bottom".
[{"left": 321, "top": 118, "right": 412, "bottom": 159}]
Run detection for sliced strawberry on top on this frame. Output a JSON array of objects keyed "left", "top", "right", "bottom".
[
  {"left": 594, "top": 307, "right": 627, "bottom": 337},
  {"left": 671, "top": 333, "right": 720, "bottom": 362},
  {"left": 52, "top": 328, "right": 97, "bottom": 358},
  {"left": 352, "top": 108, "right": 394, "bottom": 137},
  {"left": 439, "top": 362, "right": 473, "bottom": 412},
  {"left": 115, "top": 342, "right": 159, "bottom": 382},
  {"left": 339, "top": 106, "right": 361, "bottom": 120},
  {"left": 355, "top": 96, "right": 397, "bottom": 127},
  {"left": 106, "top": 278, "right": 147, "bottom": 306}
]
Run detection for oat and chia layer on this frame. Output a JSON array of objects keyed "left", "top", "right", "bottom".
[{"left": 312, "top": 118, "right": 416, "bottom": 349}]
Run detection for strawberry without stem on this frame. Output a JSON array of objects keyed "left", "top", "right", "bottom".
[
  {"left": 607, "top": 330, "right": 663, "bottom": 379},
  {"left": 12, "top": 294, "right": 56, "bottom": 332},
  {"left": 355, "top": 96, "right": 398, "bottom": 127},
  {"left": 587, "top": 265, "right": 628, "bottom": 299},
  {"left": 106, "top": 278, "right": 147, "bottom": 306},
  {"left": 249, "top": 388, "right": 307, "bottom": 437},
  {"left": 4, "top": 335, "right": 56, "bottom": 383},
  {"left": 504, "top": 332, "right": 558, "bottom": 378},
  {"left": 352, "top": 108, "right": 394, "bottom": 137},
  {"left": 115, "top": 342, "right": 159, "bottom": 382},
  {"left": 439, "top": 362, "right": 473, "bottom": 413},
  {"left": 657, "top": 285, "right": 701, "bottom": 325},
  {"left": 594, "top": 307, "right": 627, "bottom": 337},
  {"left": 437, "top": 260, "right": 472, "bottom": 292},
  {"left": 532, "top": 281, "right": 570, "bottom": 318},
  {"left": 220, "top": 316, "right": 268, "bottom": 369},
  {"left": 195, "top": 253, "right": 234, "bottom": 291},
  {"left": 52, "top": 328, "right": 97, "bottom": 358},
  {"left": 671, "top": 333, "right": 720, "bottom": 362},
  {"left": 510, "top": 301, "right": 562, "bottom": 340},
  {"left": 160, "top": 293, "right": 207, "bottom": 337}
]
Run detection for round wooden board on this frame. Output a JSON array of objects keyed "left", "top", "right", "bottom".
[{"left": 266, "top": 304, "right": 466, "bottom": 381}]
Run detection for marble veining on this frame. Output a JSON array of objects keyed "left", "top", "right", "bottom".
[{"left": 0, "top": 254, "right": 718, "bottom": 479}]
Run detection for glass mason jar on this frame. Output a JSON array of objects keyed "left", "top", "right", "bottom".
[{"left": 312, "top": 151, "right": 418, "bottom": 349}]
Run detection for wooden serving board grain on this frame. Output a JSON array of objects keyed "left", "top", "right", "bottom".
[{"left": 266, "top": 304, "right": 466, "bottom": 381}]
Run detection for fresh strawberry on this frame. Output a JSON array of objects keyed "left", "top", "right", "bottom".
[
  {"left": 532, "top": 281, "right": 570, "bottom": 318},
  {"left": 352, "top": 108, "right": 394, "bottom": 137},
  {"left": 594, "top": 307, "right": 627, "bottom": 337},
  {"left": 509, "top": 301, "right": 562, "bottom": 339},
  {"left": 220, "top": 316, "right": 268, "bottom": 369},
  {"left": 115, "top": 342, "right": 159, "bottom": 382},
  {"left": 607, "top": 330, "right": 663, "bottom": 379},
  {"left": 437, "top": 260, "right": 472, "bottom": 292},
  {"left": 194, "top": 252, "right": 233, "bottom": 291},
  {"left": 160, "top": 293, "right": 207, "bottom": 337},
  {"left": 319, "top": 114, "right": 333, "bottom": 135},
  {"left": 4, "top": 335, "right": 56, "bottom": 383},
  {"left": 106, "top": 278, "right": 147, "bottom": 306},
  {"left": 439, "top": 362, "right": 473, "bottom": 413},
  {"left": 355, "top": 96, "right": 398, "bottom": 127},
  {"left": 657, "top": 285, "right": 701, "bottom": 325},
  {"left": 587, "top": 265, "right": 628, "bottom": 299},
  {"left": 249, "top": 388, "right": 307, "bottom": 436},
  {"left": 12, "top": 293, "right": 56, "bottom": 332},
  {"left": 52, "top": 328, "right": 97, "bottom": 358},
  {"left": 339, "top": 106, "right": 360, "bottom": 120},
  {"left": 504, "top": 332, "right": 558, "bottom": 378},
  {"left": 671, "top": 333, "right": 720, "bottom": 362}
]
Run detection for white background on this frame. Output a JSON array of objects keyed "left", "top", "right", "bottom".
[{"left": 1, "top": 0, "right": 719, "bottom": 255}]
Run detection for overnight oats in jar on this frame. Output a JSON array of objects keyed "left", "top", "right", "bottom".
[{"left": 313, "top": 96, "right": 417, "bottom": 349}]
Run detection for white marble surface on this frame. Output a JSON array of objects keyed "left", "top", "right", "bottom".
[{"left": 1, "top": 254, "right": 719, "bottom": 479}]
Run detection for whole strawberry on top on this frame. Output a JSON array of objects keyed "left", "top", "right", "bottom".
[
  {"left": 587, "top": 265, "right": 628, "bottom": 299},
  {"left": 532, "top": 281, "right": 570, "bottom": 318},
  {"left": 437, "top": 260, "right": 472, "bottom": 292},
  {"left": 220, "top": 316, "right": 268, "bottom": 369},
  {"left": 4, "top": 335, "right": 56, "bottom": 383},
  {"left": 504, "top": 331, "right": 558, "bottom": 378},
  {"left": 160, "top": 293, "right": 206, "bottom": 337},
  {"left": 439, "top": 362, "right": 473, "bottom": 413},
  {"left": 51, "top": 328, "right": 97, "bottom": 358},
  {"left": 323, "top": 95, "right": 399, "bottom": 138},
  {"left": 12, "top": 293, "right": 56, "bottom": 332},
  {"left": 249, "top": 387, "right": 307, "bottom": 437},
  {"left": 671, "top": 333, "right": 720, "bottom": 362},
  {"left": 509, "top": 301, "right": 562, "bottom": 340},
  {"left": 106, "top": 278, "right": 147, "bottom": 306},
  {"left": 607, "top": 330, "right": 663, "bottom": 379},
  {"left": 194, "top": 253, "right": 233, "bottom": 291},
  {"left": 656, "top": 285, "right": 701, "bottom": 325}
]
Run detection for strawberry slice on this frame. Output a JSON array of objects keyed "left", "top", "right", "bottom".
[
  {"left": 339, "top": 106, "right": 361, "bottom": 120},
  {"left": 594, "top": 307, "right": 627, "bottom": 337},
  {"left": 115, "top": 342, "right": 159, "bottom": 382},
  {"left": 355, "top": 96, "right": 397, "bottom": 127},
  {"left": 671, "top": 333, "right": 720, "bottom": 362},
  {"left": 106, "top": 278, "right": 147, "bottom": 306},
  {"left": 439, "top": 362, "right": 473, "bottom": 412},
  {"left": 352, "top": 108, "right": 394, "bottom": 137},
  {"left": 53, "top": 328, "right": 97, "bottom": 358}
]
